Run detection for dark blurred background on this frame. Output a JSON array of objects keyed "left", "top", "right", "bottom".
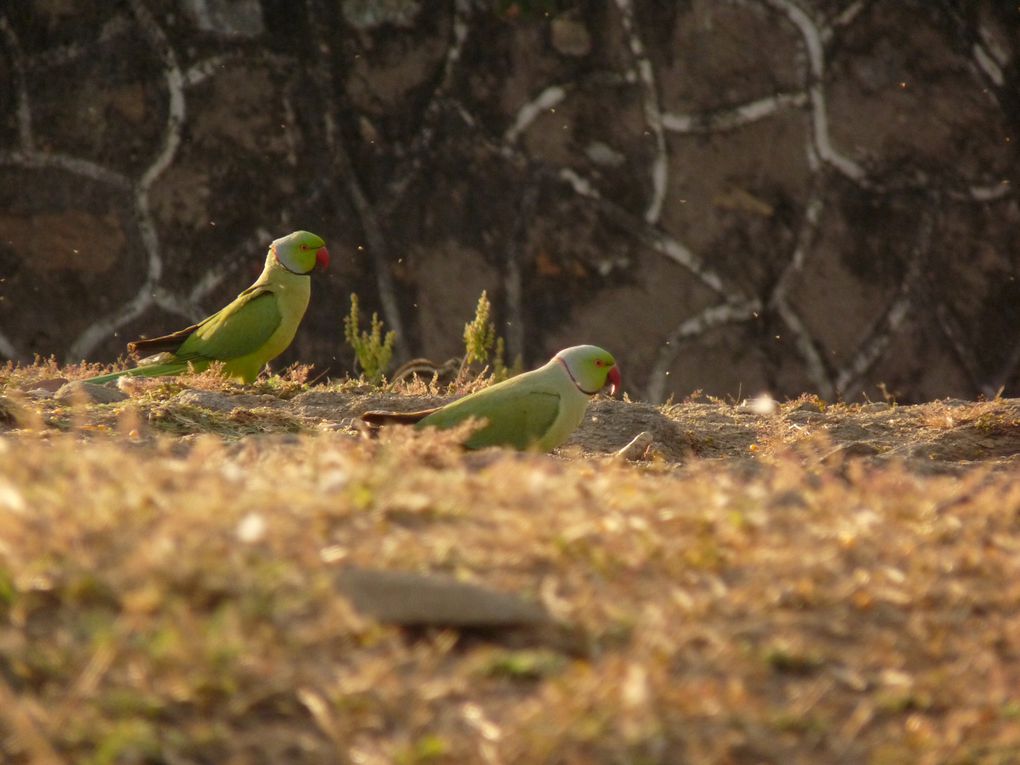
[{"left": 0, "top": 0, "right": 1017, "bottom": 403}]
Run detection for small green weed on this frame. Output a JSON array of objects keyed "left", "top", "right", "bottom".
[
  {"left": 458, "top": 291, "right": 520, "bottom": 384},
  {"left": 344, "top": 293, "right": 397, "bottom": 385}
]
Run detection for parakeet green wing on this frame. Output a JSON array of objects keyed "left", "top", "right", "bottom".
[
  {"left": 173, "top": 289, "right": 282, "bottom": 362},
  {"left": 419, "top": 385, "right": 562, "bottom": 450}
]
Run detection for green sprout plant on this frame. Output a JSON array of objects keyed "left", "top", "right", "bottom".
[
  {"left": 458, "top": 291, "right": 521, "bottom": 385},
  {"left": 463, "top": 290, "right": 496, "bottom": 368},
  {"left": 344, "top": 293, "right": 396, "bottom": 385}
]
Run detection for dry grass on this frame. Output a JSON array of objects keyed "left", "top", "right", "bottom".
[{"left": 2, "top": 365, "right": 1020, "bottom": 763}]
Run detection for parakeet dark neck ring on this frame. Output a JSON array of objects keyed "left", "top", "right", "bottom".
[
  {"left": 273, "top": 249, "right": 308, "bottom": 276},
  {"left": 557, "top": 357, "right": 600, "bottom": 396}
]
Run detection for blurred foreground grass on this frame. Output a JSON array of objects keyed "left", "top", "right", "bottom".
[{"left": 1, "top": 365, "right": 1020, "bottom": 763}]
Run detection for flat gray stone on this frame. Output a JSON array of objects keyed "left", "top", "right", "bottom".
[
  {"left": 55, "top": 381, "right": 128, "bottom": 405},
  {"left": 23, "top": 378, "right": 68, "bottom": 393},
  {"left": 337, "top": 567, "right": 549, "bottom": 628},
  {"left": 176, "top": 389, "right": 236, "bottom": 412}
]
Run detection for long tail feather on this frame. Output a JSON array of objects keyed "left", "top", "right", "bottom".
[
  {"left": 83, "top": 362, "right": 191, "bottom": 385},
  {"left": 361, "top": 408, "right": 441, "bottom": 427}
]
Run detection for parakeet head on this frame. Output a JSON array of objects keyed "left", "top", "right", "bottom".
[
  {"left": 555, "top": 345, "right": 621, "bottom": 396},
  {"left": 272, "top": 230, "right": 330, "bottom": 274}
]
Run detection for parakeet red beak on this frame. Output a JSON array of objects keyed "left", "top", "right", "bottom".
[
  {"left": 315, "top": 247, "right": 330, "bottom": 270},
  {"left": 606, "top": 365, "right": 622, "bottom": 396}
]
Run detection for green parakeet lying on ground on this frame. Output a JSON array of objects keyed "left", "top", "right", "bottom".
[
  {"left": 86, "top": 231, "right": 329, "bottom": 385},
  {"left": 362, "top": 345, "right": 621, "bottom": 451}
]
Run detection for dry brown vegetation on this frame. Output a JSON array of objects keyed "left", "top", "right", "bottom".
[{"left": 2, "top": 361, "right": 1020, "bottom": 764}]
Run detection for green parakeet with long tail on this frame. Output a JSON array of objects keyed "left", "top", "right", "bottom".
[
  {"left": 362, "top": 345, "right": 621, "bottom": 451},
  {"left": 85, "top": 230, "right": 329, "bottom": 385}
]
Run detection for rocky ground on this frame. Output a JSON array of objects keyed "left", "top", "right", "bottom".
[
  {"left": 2, "top": 364, "right": 1020, "bottom": 764},
  {"left": 5, "top": 366, "right": 1020, "bottom": 475}
]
